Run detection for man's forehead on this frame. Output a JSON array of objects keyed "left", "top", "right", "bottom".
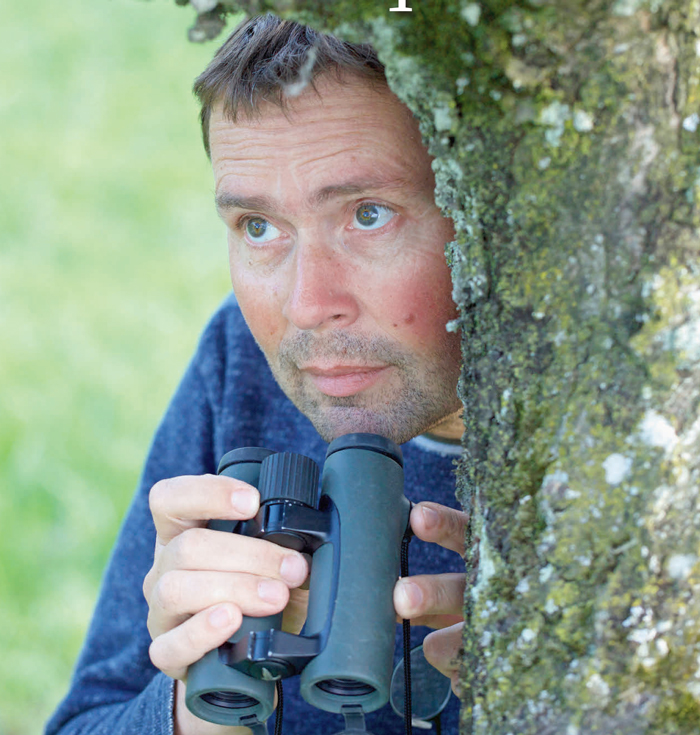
[{"left": 209, "top": 75, "right": 420, "bottom": 142}]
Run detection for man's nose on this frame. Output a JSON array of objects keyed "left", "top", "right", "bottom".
[{"left": 281, "top": 242, "right": 360, "bottom": 332}]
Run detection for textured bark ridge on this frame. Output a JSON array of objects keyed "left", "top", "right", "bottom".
[{"left": 177, "top": 1, "right": 700, "bottom": 732}]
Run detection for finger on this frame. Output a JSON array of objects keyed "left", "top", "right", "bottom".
[
  {"left": 147, "top": 569, "right": 291, "bottom": 640},
  {"left": 394, "top": 572, "right": 466, "bottom": 621},
  {"left": 149, "top": 603, "right": 243, "bottom": 681},
  {"left": 143, "top": 529, "right": 308, "bottom": 609},
  {"left": 154, "top": 527, "right": 309, "bottom": 584},
  {"left": 149, "top": 475, "right": 260, "bottom": 545},
  {"left": 410, "top": 502, "right": 468, "bottom": 556},
  {"left": 423, "top": 622, "right": 465, "bottom": 695}
]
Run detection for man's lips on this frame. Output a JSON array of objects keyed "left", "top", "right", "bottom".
[{"left": 301, "top": 365, "right": 391, "bottom": 398}]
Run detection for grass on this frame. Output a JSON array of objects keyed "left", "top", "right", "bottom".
[{"left": 0, "top": 2, "right": 236, "bottom": 732}]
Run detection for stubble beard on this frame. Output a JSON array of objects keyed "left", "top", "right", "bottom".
[{"left": 267, "top": 330, "right": 461, "bottom": 445}]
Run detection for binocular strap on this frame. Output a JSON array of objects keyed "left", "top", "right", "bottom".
[
  {"left": 273, "top": 680, "right": 283, "bottom": 735},
  {"left": 244, "top": 680, "right": 283, "bottom": 735},
  {"left": 400, "top": 534, "right": 413, "bottom": 735}
]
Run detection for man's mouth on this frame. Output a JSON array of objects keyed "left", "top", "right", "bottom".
[{"left": 301, "top": 364, "right": 392, "bottom": 398}]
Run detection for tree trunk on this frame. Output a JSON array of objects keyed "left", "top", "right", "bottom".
[{"left": 182, "top": 1, "right": 700, "bottom": 732}]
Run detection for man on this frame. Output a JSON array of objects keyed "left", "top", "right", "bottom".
[{"left": 46, "top": 14, "right": 468, "bottom": 735}]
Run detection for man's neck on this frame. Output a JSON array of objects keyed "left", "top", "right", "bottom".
[{"left": 423, "top": 409, "right": 464, "bottom": 443}]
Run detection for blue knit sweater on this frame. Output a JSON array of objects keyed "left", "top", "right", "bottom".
[{"left": 45, "top": 295, "right": 463, "bottom": 735}]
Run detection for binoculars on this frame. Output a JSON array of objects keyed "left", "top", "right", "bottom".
[{"left": 185, "top": 433, "right": 411, "bottom": 729}]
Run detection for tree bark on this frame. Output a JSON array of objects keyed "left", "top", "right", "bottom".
[{"left": 180, "top": 1, "right": 700, "bottom": 732}]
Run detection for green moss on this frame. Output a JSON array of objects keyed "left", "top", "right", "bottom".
[{"left": 654, "top": 693, "right": 700, "bottom": 730}]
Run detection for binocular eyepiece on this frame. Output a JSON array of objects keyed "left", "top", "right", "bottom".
[{"left": 185, "top": 433, "right": 411, "bottom": 729}]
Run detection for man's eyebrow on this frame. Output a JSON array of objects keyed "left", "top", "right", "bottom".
[
  {"left": 312, "top": 177, "right": 414, "bottom": 204},
  {"left": 215, "top": 176, "right": 416, "bottom": 214},
  {"left": 215, "top": 192, "right": 275, "bottom": 213}
]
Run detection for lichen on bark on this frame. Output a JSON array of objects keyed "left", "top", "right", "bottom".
[{"left": 174, "top": 1, "right": 700, "bottom": 731}]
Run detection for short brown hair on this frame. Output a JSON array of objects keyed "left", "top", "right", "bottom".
[{"left": 193, "top": 14, "right": 387, "bottom": 158}]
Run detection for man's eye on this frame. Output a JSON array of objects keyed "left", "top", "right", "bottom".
[
  {"left": 243, "top": 217, "right": 280, "bottom": 243},
  {"left": 353, "top": 203, "right": 395, "bottom": 231}
]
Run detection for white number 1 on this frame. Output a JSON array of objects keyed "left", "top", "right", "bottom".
[{"left": 389, "top": 0, "right": 412, "bottom": 11}]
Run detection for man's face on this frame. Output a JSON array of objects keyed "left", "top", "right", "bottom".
[{"left": 209, "top": 77, "right": 462, "bottom": 444}]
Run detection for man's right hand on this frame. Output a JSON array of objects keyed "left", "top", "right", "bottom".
[{"left": 142, "top": 474, "right": 309, "bottom": 733}]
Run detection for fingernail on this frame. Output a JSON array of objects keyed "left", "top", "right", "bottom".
[
  {"left": 209, "top": 605, "right": 233, "bottom": 628},
  {"left": 230, "top": 489, "right": 257, "bottom": 516},
  {"left": 421, "top": 505, "right": 439, "bottom": 529},
  {"left": 258, "top": 579, "right": 287, "bottom": 604},
  {"left": 398, "top": 580, "right": 423, "bottom": 611},
  {"left": 280, "top": 555, "right": 307, "bottom": 586}
]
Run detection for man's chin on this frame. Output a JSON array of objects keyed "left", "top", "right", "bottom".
[{"left": 308, "top": 406, "right": 421, "bottom": 445}]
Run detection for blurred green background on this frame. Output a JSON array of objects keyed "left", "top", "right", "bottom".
[{"left": 0, "top": 2, "right": 236, "bottom": 732}]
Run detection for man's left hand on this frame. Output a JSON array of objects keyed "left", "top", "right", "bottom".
[{"left": 393, "top": 501, "right": 468, "bottom": 694}]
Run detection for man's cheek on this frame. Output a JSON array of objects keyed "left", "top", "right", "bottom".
[
  {"left": 389, "top": 311, "right": 417, "bottom": 330},
  {"left": 249, "top": 310, "right": 282, "bottom": 344},
  {"left": 235, "top": 289, "right": 284, "bottom": 350},
  {"left": 389, "top": 287, "right": 455, "bottom": 342}
]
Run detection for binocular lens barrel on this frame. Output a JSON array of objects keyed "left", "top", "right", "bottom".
[
  {"left": 300, "top": 435, "right": 407, "bottom": 713},
  {"left": 185, "top": 448, "right": 279, "bottom": 726}
]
